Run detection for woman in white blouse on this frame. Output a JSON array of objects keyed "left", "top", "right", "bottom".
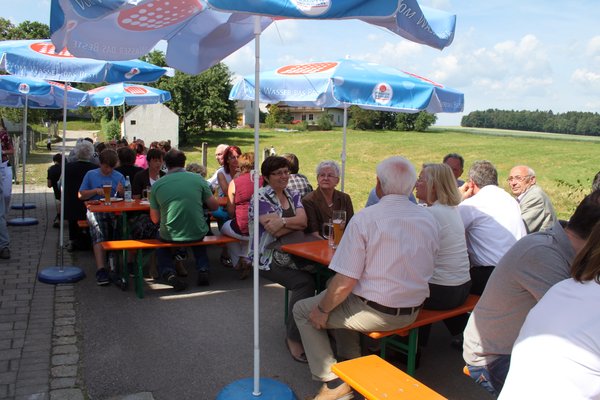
[{"left": 415, "top": 163, "right": 471, "bottom": 339}]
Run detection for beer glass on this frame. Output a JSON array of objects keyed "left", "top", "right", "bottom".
[
  {"left": 322, "top": 222, "right": 336, "bottom": 249},
  {"left": 142, "top": 186, "right": 151, "bottom": 200},
  {"left": 102, "top": 181, "right": 112, "bottom": 205},
  {"left": 332, "top": 210, "right": 346, "bottom": 248}
]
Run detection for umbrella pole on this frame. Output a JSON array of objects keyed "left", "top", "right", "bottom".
[
  {"left": 340, "top": 105, "right": 348, "bottom": 192},
  {"left": 122, "top": 103, "right": 126, "bottom": 140},
  {"left": 8, "top": 95, "right": 38, "bottom": 226},
  {"left": 252, "top": 16, "right": 261, "bottom": 397},
  {"left": 37, "top": 81, "right": 85, "bottom": 285},
  {"left": 21, "top": 96, "right": 27, "bottom": 216}
]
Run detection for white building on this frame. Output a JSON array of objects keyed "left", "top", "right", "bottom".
[
  {"left": 234, "top": 101, "right": 345, "bottom": 128},
  {"left": 121, "top": 104, "right": 179, "bottom": 148}
]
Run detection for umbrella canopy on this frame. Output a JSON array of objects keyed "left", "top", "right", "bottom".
[
  {"left": 230, "top": 59, "right": 464, "bottom": 113},
  {"left": 207, "top": 0, "right": 456, "bottom": 50},
  {"left": 50, "top": 0, "right": 455, "bottom": 75},
  {"left": 85, "top": 83, "right": 171, "bottom": 107},
  {"left": 230, "top": 59, "right": 464, "bottom": 190},
  {"left": 0, "top": 39, "right": 168, "bottom": 83},
  {"left": 50, "top": 0, "right": 273, "bottom": 75},
  {"left": 0, "top": 76, "right": 87, "bottom": 109}
]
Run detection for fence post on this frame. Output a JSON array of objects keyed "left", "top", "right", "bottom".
[{"left": 201, "top": 142, "right": 208, "bottom": 170}]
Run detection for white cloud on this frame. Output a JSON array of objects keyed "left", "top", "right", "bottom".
[
  {"left": 585, "top": 36, "right": 600, "bottom": 56},
  {"left": 571, "top": 68, "right": 600, "bottom": 90}
]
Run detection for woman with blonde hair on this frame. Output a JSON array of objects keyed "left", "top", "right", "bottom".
[{"left": 415, "top": 163, "right": 471, "bottom": 341}]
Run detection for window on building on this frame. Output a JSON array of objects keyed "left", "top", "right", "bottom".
[
  {"left": 301, "top": 114, "right": 306, "bottom": 121},
  {"left": 308, "top": 114, "right": 314, "bottom": 121},
  {"left": 130, "top": 120, "right": 136, "bottom": 125}
]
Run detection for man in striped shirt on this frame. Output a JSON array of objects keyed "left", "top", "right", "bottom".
[{"left": 294, "top": 156, "right": 440, "bottom": 400}]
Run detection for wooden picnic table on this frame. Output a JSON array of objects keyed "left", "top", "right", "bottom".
[
  {"left": 280, "top": 239, "right": 334, "bottom": 266},
  {"left": 86, "top": 198, "right": 150, "bottom": 214}
]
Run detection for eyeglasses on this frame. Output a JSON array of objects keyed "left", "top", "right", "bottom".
[
  {"left": 270, "top": 169, "right": 290, "bottom": 177},
  {"left": 318, "top": 173, "right": 338, "bottom": 179},
  {"left": 507, "top": 175, "right": 530, "bottom": 183},
  {"left": 228, "top": 155, "right": 239, "bottom": 161}
]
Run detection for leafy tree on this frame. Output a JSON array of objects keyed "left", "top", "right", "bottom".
[
  {"left": 0, "top": 18, "right": 49, "bottom": 40},
  {"left": 348, "top": 106, "right": 378, "bottom": 130},
  {"left": 395, "top": 113, "right": 419, "bottom": 131},
  {"left": 317, "top": 112, "right": 333, "bottom": 130},
  {"left": 265, "top": 104, "right": 281, "bottom": 128},
  {"left": 157, "top": 62, "right": 237, "bottom": 142},
  {"left": 414, "top": 112, "right": 437, "bottom": 131}
]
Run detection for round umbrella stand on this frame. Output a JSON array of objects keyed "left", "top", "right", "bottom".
[
  {"left": 216, "top": 378, "right": 295, "bottom": 400},
  {"left": 11, "top": 203, "right": 36, "bottom": 210},
  {"left": 7, "top": 217, "right": 38, "bottom": 226},
  {"left": 38, "top": 266, "right": 85, "bottom": 284}
]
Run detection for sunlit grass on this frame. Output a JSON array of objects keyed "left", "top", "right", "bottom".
[{"left": 23, "top": 126, "right": 598, "bottom": 220}]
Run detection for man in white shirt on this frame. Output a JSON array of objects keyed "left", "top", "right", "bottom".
[
  {"left": 206, "top": 143, "right": 228, "bottom": 190},
  {"left": 459, "top": 160, "right": 526, "bottom": 295},
  {"left": 293, "top": 156, "right": 440, "bottom": 400}
]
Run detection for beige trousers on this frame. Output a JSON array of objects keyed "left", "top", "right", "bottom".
[{"left": 293, "top": 291, "right": 419, "bottom": 382}]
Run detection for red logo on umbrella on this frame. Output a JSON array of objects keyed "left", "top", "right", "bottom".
[
  {"left": 30, "top": 42, "right": 73, "bottom": 58},
  {"left": 124, "top": 86, "right": 149, "bottom": 95},
  {"left": 118, "top": 0, "right": 203, "bottom": 32},
  {"left": 277, "top": 62, "right": 338, "bottom": 75}
]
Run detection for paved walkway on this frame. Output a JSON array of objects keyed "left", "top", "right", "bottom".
[{"left": 0, "top": 185, "right": 84, "bottom": 400}]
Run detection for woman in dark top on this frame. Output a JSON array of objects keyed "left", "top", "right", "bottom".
[
  {"left": 301, "top": 160, "right": 354, "bottom": 238},
  {"left": 63, "top": 140, "right": 97, "bottom": 251}
]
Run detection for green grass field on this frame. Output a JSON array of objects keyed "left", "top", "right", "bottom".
[{"left": 24, "top": 126, "right": 598, "bottom": 220}]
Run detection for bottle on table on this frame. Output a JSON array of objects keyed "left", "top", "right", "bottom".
[{"left": 124, "top": 176, "right": 132, "bottom": 202}]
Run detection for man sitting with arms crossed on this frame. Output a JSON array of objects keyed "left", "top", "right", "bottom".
[
  {"left": 463, "top": 190, "right": 600, "bottom": 395},
  {"left": 293, "top": 156, "right": 440, "bottom": 400},
  {"left": 507, "top": 165, "right": 556, "bottom": 233}
]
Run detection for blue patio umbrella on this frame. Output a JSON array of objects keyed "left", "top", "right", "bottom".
[
  {"left": 85, "top": 83, "right": 171, "bottom": 139},
  {"left": 0, "top": 39, "right": 168, "bottom": 284},
  {"left": 230, "top": 59, "right": 464, "bottom": 190},
  {"left": 48, "top": 1, "right": 459, "bottom": 397},
  {"left": 0, "top": 76, "right": 87, "bottom": 226}
]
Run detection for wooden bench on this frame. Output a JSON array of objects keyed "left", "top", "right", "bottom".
[
  {"left": 101, "top": 235, "right": 239, "bottom": 298},
  {"left": 365, "top": 294, "right": 480, "bottom": 376},
  {"left": 332, "top": 355, "right": 446, "bottom": 400},
  {"left": 77, "top": 220, "right": 89, "bottom": 228}
]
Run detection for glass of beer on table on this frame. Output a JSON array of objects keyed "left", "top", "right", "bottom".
[
  {"left": 332, "top": 210, "right": 347, "bottom": 248},
  {"left": 102, "top": 181, "right": 113, "bottom": 205}
]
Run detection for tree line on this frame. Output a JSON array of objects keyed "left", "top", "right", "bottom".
[{"left": 461, "top": 109, "right": 600, "bottom": 136}]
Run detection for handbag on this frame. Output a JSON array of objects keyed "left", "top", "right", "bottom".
[{"left": 267, "top": 231, "right": 320, "bottom": 270}]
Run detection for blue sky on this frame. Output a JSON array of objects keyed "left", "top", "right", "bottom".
[{"left": 6, "top": 0, "right": 600, "bottom": 125}]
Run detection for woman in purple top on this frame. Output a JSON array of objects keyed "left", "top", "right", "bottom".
[{"left": 248, "top": 156, "right": 313, "bottom": 364}]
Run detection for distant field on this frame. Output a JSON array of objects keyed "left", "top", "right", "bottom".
[
  {"left": 180, "top": 126, "right": 598, "bottom": 219},
  {"left": 23, "top": 126, "right": 597, "bottom": 220}
]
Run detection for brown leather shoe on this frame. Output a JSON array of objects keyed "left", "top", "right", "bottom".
[{"left": 313, "top": 382, "right": 353, "bottom": 400}]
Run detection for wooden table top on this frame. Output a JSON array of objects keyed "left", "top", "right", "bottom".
[
  {"left": 86, "top": 199, "right": 150, "bottom": 214},
  {"left": 280, "top": 240, "right": 334, "bottom": 266}
]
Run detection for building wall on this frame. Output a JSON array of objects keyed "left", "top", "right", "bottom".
[{"left": 122, "top": 104, "right": 179, "bottom": 148}]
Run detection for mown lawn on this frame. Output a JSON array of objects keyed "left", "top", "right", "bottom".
[{"left": 23, "top": 126, "right": 599, "bottom": 220}]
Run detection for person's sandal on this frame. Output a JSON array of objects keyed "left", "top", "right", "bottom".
[{"left": 220, "top": 255, "right": 233, "bottom": 268}]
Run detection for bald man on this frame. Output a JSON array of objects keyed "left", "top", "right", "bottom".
[
  {"left": 207, "top": 144, "right": 229, "bottom": 190},
  {"left": 507, "top": 165, "right": 556, "bottom": 233}
]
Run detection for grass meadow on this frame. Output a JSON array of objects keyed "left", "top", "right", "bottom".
[{"left": 24, "top": 126, "right": 599, "bottom": 220}]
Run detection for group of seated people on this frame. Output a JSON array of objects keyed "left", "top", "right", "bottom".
[
  {"left": 64, "top": 137, "right": 600, "bottom": 399},
  {"left": 206, "top": 146, "right": 599, "bottom": 400}
]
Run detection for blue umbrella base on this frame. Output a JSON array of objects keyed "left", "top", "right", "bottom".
[
  {"left": 11, "top": 203, "right": 36, "bottom": 210},
  {"left": 38, "top": 266, "right": 86, "bottom": 284},
  {"left": 217, "top": 378, "right": 296, "bottom": 400},
  {"left": 7, "top": 217, "right": 39, "bottom": 226}
]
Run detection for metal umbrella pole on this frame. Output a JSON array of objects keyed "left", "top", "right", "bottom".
[
  {"left": 8, "top": 93, "right": 38, "bottom": 226},
  {"left": 37, "top": 82, "right": 85, "bottom": 284}
]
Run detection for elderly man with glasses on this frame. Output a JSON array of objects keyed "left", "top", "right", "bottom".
[{"left": 507, "top": 165, "right": 557, "bottom": 233}]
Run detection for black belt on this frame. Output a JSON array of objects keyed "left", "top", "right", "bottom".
[{"left": 358, "top": 296, "right": 422, "bottom": 316}]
